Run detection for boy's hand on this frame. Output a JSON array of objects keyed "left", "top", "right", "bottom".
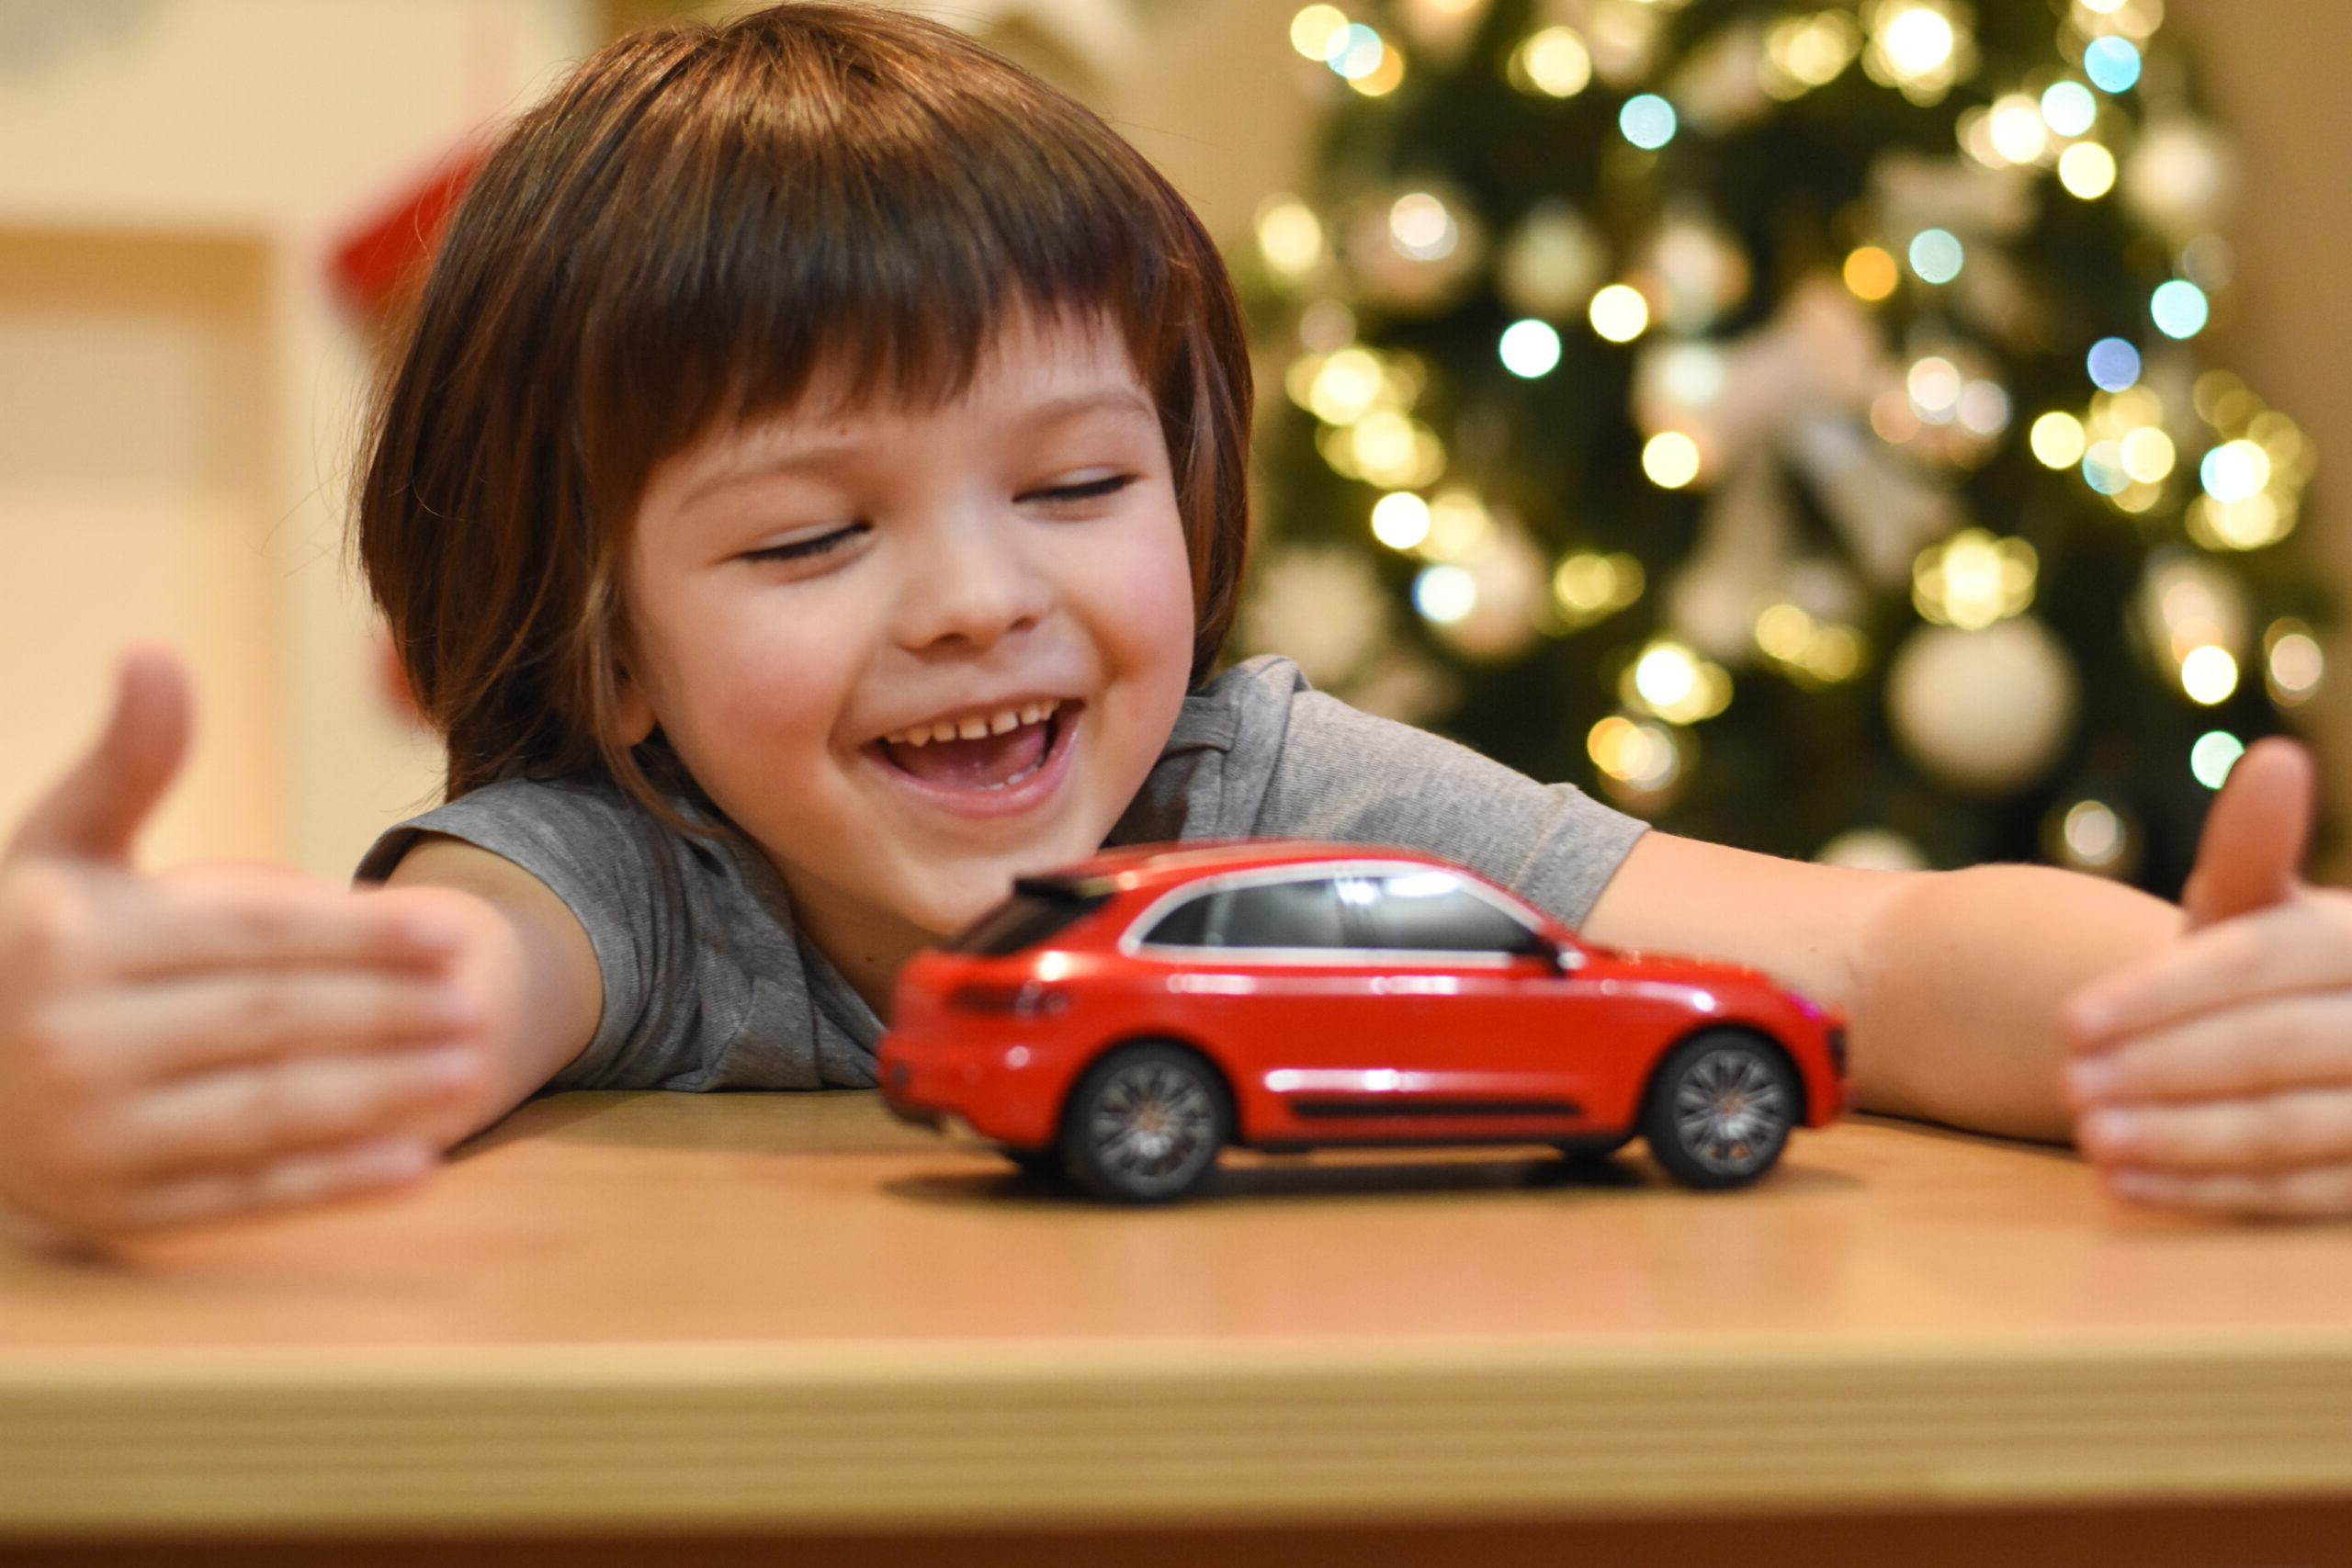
[
  {"left": 0, "top": 651, "right": 501, "bottom": 1241},
  {"left": 2064, "top": 737, "right": 2352, "bottom": 1216}
]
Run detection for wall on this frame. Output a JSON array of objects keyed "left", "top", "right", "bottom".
[{"left": 0, "top": 0, "right": 594, "bottom": 876}]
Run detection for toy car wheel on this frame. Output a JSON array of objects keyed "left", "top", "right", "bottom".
[
  {"left": 1059, "top": 1043, "right": 1228, "bottom": 1203},
  {"left": 1640, "top": 1030, "right": 1796, "bottom": 1190}
]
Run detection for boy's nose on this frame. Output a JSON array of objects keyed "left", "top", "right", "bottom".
[{"left": 891, "top": 512, "right": 1051, "bottom": 653}]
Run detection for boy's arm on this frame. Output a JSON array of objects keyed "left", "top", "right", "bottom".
[
  {"left": 1581, "top": 836, "right": 2178, "bottom": 1141},
  {"left": 1586, "top": 739, "right": 2352, "bottom": 1216},
  {"left": 380, "top": 834, "right": 603, "bottom": 1131}
]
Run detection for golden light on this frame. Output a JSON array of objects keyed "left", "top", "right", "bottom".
[
  {"left": 1306, "top": 347, "right": 1385, "bottom": 424},
  {"left": 1589, "top": 283, "right": 1651, "bottom": 343},
  {"left": 1254, "top": 196, "right": 1326, "bottom": 281},
  {"left": 2179, "top": 644, "right": 2239, "bottom": 705},
  {"left": 1913, "top": 528, "right": 2037, "bottom": 630},
  {"left": 1761, "top": 11, "right": 1862, "bottom": 98},
  {"left": 2059, "top": 799, "right": 2129, "bottom": 871},
  {"left": 1348, "top": 42, "right": 1406, "bottom": 96},
  {"left": 1843, "top": 244, "right": 1899, "bottom": 301},
  {"left": 1349, "top": 411, "right": 1445, "bottom": 489},
  {"left": 2200, "top": 439, "right": 2272, "bottom": 503},
  {"left": 2057, "top": 141, "right": 2118, "bottom": 199},
  {"left": 1369, "top": 491, "right": 1430, "bottom": 551},
  {"left": 1552, "top": 551, "right": 1645, "bottom": 626},
  {"left": 2119, "top": 426, "right": 2176, "bottom": 484},
  {"left": 1588, "top": 715, "right": 1682, "bottom": 792},
  {"left": 1421, "top": 490, "right": 1494, "bottom": 561},
  {"left": 1986, "top": 94, "right": 2050, "bottom": 164},
  {"left": 1623, "top": 640, "right": 1732, "bottom": 724},
  {"left": 1755, "top": 603, "right": 1865, "bottom": 682},
  {"left": 1510, "top": 26, "right": 1592, "bottom": 97},
  {"left": 1862, "top": 0, "right": 1972, "bottom": 103},
  {"left": 2188, "top": 493, "right": 2291, "bottom": 551},
  {"left": 1642, "top": 432, "right": 1702, "bottom": 489},
  {"left": 1289, "top": 4, "right": 1349, "bottom": 59}
]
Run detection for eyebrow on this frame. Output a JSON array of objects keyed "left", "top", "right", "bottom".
[{"left": 675, "top": 387, "right": 1161, "bottom": 509}]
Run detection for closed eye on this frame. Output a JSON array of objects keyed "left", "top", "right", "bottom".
[
  {"left": 742, "top": 522, "right": 870, "bottom": 564},
  {"left": 1023, "top": 474, "right": 1136, "bottom": 506}
]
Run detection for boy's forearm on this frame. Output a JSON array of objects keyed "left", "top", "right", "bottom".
[{"left": 1849, "top": 864, "right": 2181, "bottom": 1141}]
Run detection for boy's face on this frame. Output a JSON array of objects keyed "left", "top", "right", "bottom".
[{"left": 617, "top": 312, "right": 1197, "bottom": 988}]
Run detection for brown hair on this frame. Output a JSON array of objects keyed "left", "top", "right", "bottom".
[{"left": 357, "top": 3, "right": 1252, "bottom": 808}]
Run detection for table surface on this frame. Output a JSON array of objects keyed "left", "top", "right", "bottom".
[{"left": 1, "top": 1092, "right": 2349, "bottom": 1533}]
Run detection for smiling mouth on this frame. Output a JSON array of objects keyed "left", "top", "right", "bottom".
[{"left": 874, "top": 699, "right": 1072, "bottom": 792}]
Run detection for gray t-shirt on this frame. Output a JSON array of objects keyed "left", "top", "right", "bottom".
[{"left": 356, "top": 656, "right": 1647, "bottom": 1093}]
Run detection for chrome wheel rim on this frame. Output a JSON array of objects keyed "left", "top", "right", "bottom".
[
  {"left": 1671, "top": 1048, "right": 1789, "bottom": 1176},
  {"left": 1087, "top": 1060, "right": 1218, "bottom": 1193}
]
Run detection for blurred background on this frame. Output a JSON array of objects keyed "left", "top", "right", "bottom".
[{"left": 0, "top": 0, "right": 2342, "bottom": 893}]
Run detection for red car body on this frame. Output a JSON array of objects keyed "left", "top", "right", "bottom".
[{"left": 878, "top": 840, "right": 1847, "bottom": 1199}]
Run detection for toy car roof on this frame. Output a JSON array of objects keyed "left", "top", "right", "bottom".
[{"left": 1026, "top": 839, "right": 1461, "bottom": 897}]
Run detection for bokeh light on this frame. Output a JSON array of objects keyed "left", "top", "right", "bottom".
[
  {"left": 2189, "top": 730, "right": 2244, "bottom": 790},
  {"left": 1552, "top": 552, "right": 1645, "bottom": 627},
  {"left": 1370, "top": 491, "right": 1430, "bottom": 551},
  {"left": 2200, "top": 438, "right": 2272, "bottom": 502},
  {"left": 2060, "top": 799, "right": 2129, "bottom": 872},
  {"left": 2086, "top": 337, "right": 2141, "bottom": 391},
  {"left": 1912, "top": 528, "right": 2037, "bottom": 629},
  {"left": 1843, "top": 245, "right": 1899, "bottom": 301},
  {"left": 2041, "top": 81, "right": 2098, "bottom": 137},
  {"left": 2151, "top": 280, "right": 2210, "bottom": 340},
  {"left": 1289, "top": 5, "right": 1348, "bottom": 59},
  {"left": 1498, "top": 318, "right": 1563, "bottom": 378},
  {"left": 1326, "top": 22, "right": 1385, "bottom": 77},
  {"left": 1510, "top": 27, "right": 1591, "bottom": 97},
  {"left": 1589, "top": 283, "right": 1650, "bottom": 342},
  {"left": 2119, "top": 426, "right": 2175, "bottom": 483},
  {"left": 2082, "top": 440, "right": 2129, "bottom": 495},
  {"left": 1588, "top": 715, "right": 1682, "bottom": 792},
  {"left": 2084, "top": 36, "right": 2142, "bottom": 93},
  {"left": 1619, "top": 94, "right": 1678, "bottom": 150},
  {"left": 1413, "top": 564, "right": 1477, "bottom": 624},
  {"left": 2030, "top": 412, "right": 2087, "bottom": 468},
  {"left": 1642, "top": 432, "right": 1702, "bottom": 488},
  {"left": 1388, "top": 193, "right": 1457, "bottom": 260},
  {"left": 2179, "top": 644, "right": 2238, "bottom": 705},
  {"left": 1908, "top": 228, "right": 1964, "bottom": 284},
  {"left": 1985, "top": 95, "right": 2049, "bottom": 164},
  {"left": 2057, "top": 141, "right": 2117, "bottom": 198},
  {"left": 2266, "top": 619, "right": 2324, "bottom": 705},
  {"left": 1624, "top": 640, "right": 1732, "bottom": 723},
  {"left": 1254, "top": 197, "right": 1326, "bottom": 281}
]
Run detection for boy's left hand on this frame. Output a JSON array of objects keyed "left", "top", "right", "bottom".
[{"left": 2063, "top": 737, "right": 2352, "bottom": 1216}]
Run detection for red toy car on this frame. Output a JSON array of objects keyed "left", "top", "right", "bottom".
[{"left": 878, "top": 840, "right": 1846, "bottom": 1202}]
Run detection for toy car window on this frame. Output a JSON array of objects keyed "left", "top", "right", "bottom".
[
  {"left": 1139, "top": 893, "right": 1214, "bottom": 948},
  {"left": 1360, "top": 872, "right": 1550, "bottom": 954},
  {"left": 1216, "top": 877, "right": 1349, "bottom": 949},
  {"left": 946, "top": 886, "right": 1112, "bottom": 955}
]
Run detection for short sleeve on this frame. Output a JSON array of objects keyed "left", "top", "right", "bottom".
[
  {"left": 356, "top": 777, "right": 877, "bottom": 1093},
  {"left": 1118, "top": 657, "right": 1648, "bottom": 929}
]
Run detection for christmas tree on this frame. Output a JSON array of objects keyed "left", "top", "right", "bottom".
[{"left": 1238, "top": 0, "right": 2321, "bottom": 896}]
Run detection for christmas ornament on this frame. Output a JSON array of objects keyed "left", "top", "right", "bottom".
[{"left": 1886, "top": 617, "right": 2078, "bottom": 794}]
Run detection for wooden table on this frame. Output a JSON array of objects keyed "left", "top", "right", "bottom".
[{"left": 2, "top": 1092, "right": 2349, "bottom": 1565}]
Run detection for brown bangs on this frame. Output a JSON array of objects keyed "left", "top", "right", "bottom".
[{"left": 358, "top": 3, "right": 1250, "bottom": 810}]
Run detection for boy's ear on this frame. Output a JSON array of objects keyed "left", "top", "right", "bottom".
[{"left": 609, "top": 660, "right": 659, "bottom": 748}]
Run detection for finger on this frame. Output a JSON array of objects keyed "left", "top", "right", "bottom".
[
  {"left": 2102, "top": 1160, "right": 2352, "bottom": 1219},
  {"left": 2064, "top": 991, "right": 2352, "bottom": 1106},
  {"left": 40, "top": 968, "right": 481, "bottom": 1087},
  {"left": 2077, "top": 1087, "right": 2352, "bottom": 1173},
  {"left": 80, "top": 876, "right": 469, "bottom": 980},
  {"left": 95, "top": 1047, "right": 482, "bottom": 1177},
  {"left": 6, "top": 648, "right": 191, "bottom": 867},
  {"left": 95, "top": 1139, "right": 436, "bottom": 1235},
  {"left": 2064, "top": 891, "right": 2352, "bottom": 1048},
  {"left": 2181, "top": 736, "right": 2313, "bottom": 931}
]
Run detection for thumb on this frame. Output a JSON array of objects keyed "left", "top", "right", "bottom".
[
  {"left": 2180, "top": 735, "right": 2314, "bottom": 931},
  {"left": 6, "top": 648, "right": 193, "bottom": 866}
]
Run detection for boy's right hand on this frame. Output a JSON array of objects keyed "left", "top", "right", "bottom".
[{"left": 0, "top": 651, "right": 497, "bottom": 1241}]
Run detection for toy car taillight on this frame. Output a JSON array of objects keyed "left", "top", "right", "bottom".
[{"left": 948, "top": 980, "right": 1072, "bottom": 1016}]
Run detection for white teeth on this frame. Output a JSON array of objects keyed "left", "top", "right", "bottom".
[{"left": 880, "top": 696, "right": 1063, "bottom": 750}]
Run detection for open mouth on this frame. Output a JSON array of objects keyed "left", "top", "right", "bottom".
[{"left": 873, "top": 698, "right": 1074, "bottom": 793}]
